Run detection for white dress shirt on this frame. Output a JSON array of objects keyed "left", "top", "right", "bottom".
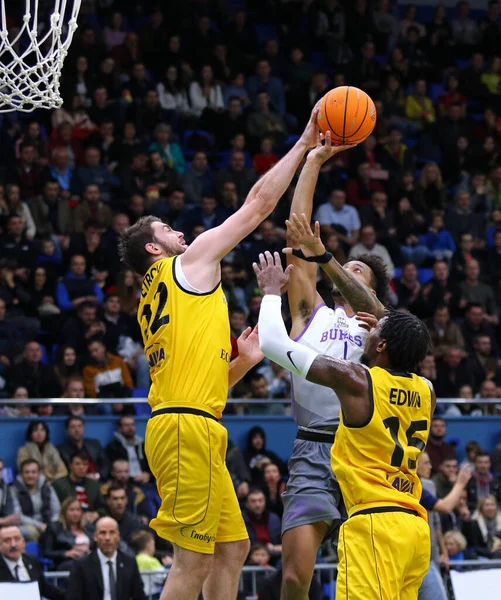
[
  {"left": 97, "top": 548, "right": 117, "bottom": 600},
  {"left": 3, "top": 555, "right": 31, "bottom": 581}
]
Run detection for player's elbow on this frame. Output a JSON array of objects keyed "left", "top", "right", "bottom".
[{"left": 251, "top": 190, "right": 276, "bottom": 220}]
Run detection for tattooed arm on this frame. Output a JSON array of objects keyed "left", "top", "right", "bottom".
[{"left": 284, "top": 213, "right": 386, "bottom": 319}]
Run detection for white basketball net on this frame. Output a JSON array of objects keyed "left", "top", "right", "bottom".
[{"left": 0, "top": 0, "right": 82, "bottom": 112}]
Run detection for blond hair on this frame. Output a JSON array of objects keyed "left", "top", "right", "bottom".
[{"left": 444, "top": 530, "right": 467, "bottom": 552}]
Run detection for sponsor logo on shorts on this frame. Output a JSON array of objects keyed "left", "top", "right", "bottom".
[{"left": 180, "top": 526, "right": 216, "bottom": 544}]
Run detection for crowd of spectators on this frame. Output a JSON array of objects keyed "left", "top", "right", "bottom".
[
  {"left": 2, "top": 1, "right": 501, "bottom": 416},
  {"left": 0, "top": 0, "right": 501, "bottom": 596}
]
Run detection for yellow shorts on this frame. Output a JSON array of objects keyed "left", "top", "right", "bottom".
[
  {"left": 145, "top": 410, "right": 249, "bottom": 555},
  {"left": 336, "top": 509, "right": 430, "bottom": 600}
]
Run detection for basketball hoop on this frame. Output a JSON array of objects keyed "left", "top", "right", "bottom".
[{"left": 0, "top": 0, "right": 82, "bottom": 112}]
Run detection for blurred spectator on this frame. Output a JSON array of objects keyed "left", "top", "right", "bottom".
[
  {"left": 345, "top": 162, "right": 385, "bottom": 207},
  {"left": 451, "top": 231, "right": 484, "bottom": 281},
  {"left": 394, "top": 262, "right": 421, "bottom": 310},
  {"left": 247, "top": 59, "right": 285, "bottom": 116},
  {"left": 72, "top": 147, "right": 120, "bottom": 202},
  {"left": 181, "top": 151, "right": 215, "bottom": 205},
  {"left": 460, "top": 260, "right": 498, "bottom": 324},
  {"left": 416, "top": 260, "right": 466, "bottom": 319},
  {"left": 53, "top": 346, "right": 82, "bottom": 390},
  {"left": 56, "top": 254, "right": 104, "bottom": 312},
  {"left": 227, "top": 439, "right": 251, "bottom": 500},
  {"left": 426, "top": 305, "right": 465, "bottom": 360},
  {"left": 247, "top": 92, "right": 287, "bottom": 148},
  {"left": 130, "top": 529, "right": 169, "bottom": 598},
  {"left": 469, "top": 495, "right": 501, "bottom": 558},
  {"left": 60, "top": 376, "right": 88, "bottom": 418},
  {"left": 11, "top": 458, "right": 60, "bottom": 541},
  {"left": 432, "top": 456, "right": 459, "bottom": 500},
  {"left": 0, "top": 525, "right": 65, "bottom": 599},
  {"left": 105, "top": 416, "right": 151, "bottom": 487},
  {"left": 244, "top": 426, "right": 287, "bottom": 487},
  {"left": 461, "top": 303, "right": 500, "bottom": 356},
  {"left": 466, "top": 453, "right": 501, "bottom": 511},
  {"left": 216, "top": 150, "right": 257, "bottom": 204},
  {"left": 52, "top": 449, "right": 105, "bottom": 522},
  {"left": 57, "top": 416, "right": 109, "bottom": 480},
  {"left": 466, "top": 334, "right": 501, "bottom": 391},
  {"left": 101, "top": 459, "right": 151, "bottom": 520},
  {"left": 414, "top": 163, "right": 446, "bottom": 214},
  {"left": 242, "top": 488, "right": 282, "bottom": 557},
  {"left": 83, "top": 338, "right": 134, "bottom": 399},
  {"left": 435, "top": 346, "right": 473, "bottom": 399},
  {"left": 59, "top": 301, "right": 106, "bottom": 355},
  {"left": 315, "top": 188, "right": 361, "bottom": 249},
  {"left": 348, "top": 225, "right": 395, "bottom": 278},
  {"left": 0, "top": 458, "right": 20, "bottom": 528},
  {"left": 40, "top": 497, "right": 92, "bottom": 570},
  {"left": 405, "top": 79, "right": 435, "bottom": 126},
  {"left": 17, "top": 421, "right": 67, "bottom": 482},
  {"left": 66, "top": 516, "right": 146, "bottom": 600},
  {"left": 72, "top": 183, "right": 113, "bottom": 233},
  {"left": 417, "top": 212, "right": 456, "bottom": 263},
  {"left": 148, "top": 123, "right": 185, "bottom": 175},
  {"left": 262, "top": 463, "right": 286, "bottom": 518},
  {"left": 103, "top": 482, "right": 145, "bottom": 555},
  {"left": 426, "top": 417, "right": 457, "bottom": 474}
]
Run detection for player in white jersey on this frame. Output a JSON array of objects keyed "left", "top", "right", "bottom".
[{"left": 281, "top": 133, "right": 389, "bottom": 600}]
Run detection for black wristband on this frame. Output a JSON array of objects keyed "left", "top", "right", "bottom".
[{"left": 291, "top": 249, "right": 333, "bottom": 263}]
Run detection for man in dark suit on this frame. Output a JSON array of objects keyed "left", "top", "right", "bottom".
[
  {"left": 66, "top": 516, "right": 145, "bottom": 600},
  {"left": 0, "top": 525, "right": 65, "bottom": 599}
]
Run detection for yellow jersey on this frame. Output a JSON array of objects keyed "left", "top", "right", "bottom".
[
  {"left": 138, "top": 256, "right": 231, "bottom": 418},
  {"left": 331, "top": 366, "right": 432, "bottom": 520}
]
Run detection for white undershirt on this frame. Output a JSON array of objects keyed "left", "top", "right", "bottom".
[
  {"left": 97, "top": 548, "right": 117, "bottom": 600},
  {"left": 176, "top": 257, "right": 202, "bottom": 293},
  {"left": 3, "top": 556, "right": 30, "bottom": 582}
]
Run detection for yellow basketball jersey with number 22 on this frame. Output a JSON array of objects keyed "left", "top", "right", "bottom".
[{"left": 138, "top": 256, "right": 231, "bottom": 418}]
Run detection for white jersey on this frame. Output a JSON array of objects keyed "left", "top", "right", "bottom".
[{"left": 291, "top": 304, "right": 369, "bottom": 431}]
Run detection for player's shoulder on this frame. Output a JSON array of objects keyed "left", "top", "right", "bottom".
[{"left": 418, "top": 375, "right": 435, "bottom": 394}]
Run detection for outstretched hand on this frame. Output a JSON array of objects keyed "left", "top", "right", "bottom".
[
  {"left": 307, "top": 130, "right": 357, "bottom": 165},
  {"left": 252, "top": 251, "right": 294, "bottom": 296},
  {"left": 355, "top": 312, "right": 378, "bottom": 332},
  {"left": 299, "top": 100, "right": 322, "bottom": 149},
  {"left": 283, "top": 213, "right": 326, "bottom": 257},
  {"left": 237, "top": 325, "right": 264, "bottom": 366}
]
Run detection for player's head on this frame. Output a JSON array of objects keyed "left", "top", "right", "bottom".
[
  {"left": 364, "top": 309, "right": 431, "bottom": 372},
  {"left": 118, "top": 216, "right": 187, "bottom": 275},
  {"left": 333, "top": 254, "right": 388, "bottom": 305}
]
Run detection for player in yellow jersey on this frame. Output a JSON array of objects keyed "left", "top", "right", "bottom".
[
  {"left": 117, "top": 107, "right": 354, "bottom": 600},
  {"left": 254, "top": 251, "right": 435, "bottom": 600}
]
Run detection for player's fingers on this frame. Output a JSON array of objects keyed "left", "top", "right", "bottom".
[
  {"left": 284, "top": 264, "right": 294, "bottom": 278},
  {"left": 239, "top": 326, "right": 252, "bottom": 341},
  {"left": 252, "top": 262, "right": 260, "bottom": 276},
  {"left": 264, "top": 250, "right": 274, "bottom": 266},
  {"left": 259, "top": 253, "right": 267, "bottom": 269},
  {"left": 273, "top": 251, "right": 281, "bottom": 266},
  {"left": 300, "top": 213, "right": 312, "bottom": 234},
  {"left": 335, "top": 144, "right": 358, "bottom": 152},
  {"left": 282, "top": 247, "right": 293, "bottom": 255},
  {"left": 252, "top": 324, "right": 259, "bottom": 334},
  {"left": 324, "top": 130, "right": 332, "bottom": 148},
  {"left": 314, "top": 221, "right": 321, "bottom": 238},
  {"left": 291, "top": 213, "right": 305, "bottom": 233}
]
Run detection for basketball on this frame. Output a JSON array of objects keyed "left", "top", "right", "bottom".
[{"left": 318, "top": 86, "right": 377, "bottom": 145}]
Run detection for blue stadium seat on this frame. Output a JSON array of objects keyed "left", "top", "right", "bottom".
[
  {"left": 429, "top": 83, "right": 445, "bottom": 104},
  {"left": 132, "top": 388, "right": 151, "bottom": 416},
  {"left": 374, "top": 54, "right": 388, "bottom": 67},
  {"left": 393, "top": 267, "right": 402, "bottom": 280},
  {"left": 25, "top": 541, "right": 38, "bottom": 555},
  {"left": 403, "top": 138, "right": 417, "bottom": 149},
  {"left": 132, "top": 388, "right": 148, "bottom": 398},
  {"left": 310, "top": 51, "right": 326, "bottom": 69},
  {"left": 39, "top": 344, "right": 49, "bottom": 365},
  {"left": 418, "top": 268, "right": 433, "bottom": 284},
  {"left": 255, "top": 24, "right": 278, "bottom": 42}
]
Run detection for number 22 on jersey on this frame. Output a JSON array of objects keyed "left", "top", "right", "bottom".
[{"left": 141, "top": 281, "right": 170, "bottom": 341}]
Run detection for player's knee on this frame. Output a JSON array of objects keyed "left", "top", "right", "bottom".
[{"left": 282, "top": 565, "right": 311, "bottom": 592}]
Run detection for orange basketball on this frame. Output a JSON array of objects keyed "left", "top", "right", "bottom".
[{"left": 317, "top": 86, "right": 377, "bottom": 145}]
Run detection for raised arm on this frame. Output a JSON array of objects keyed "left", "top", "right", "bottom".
[
  {"left": 254, "top": 252, "right": 371, "bottom": 426},
  {"left": 180, "top": 106, "right": 322, "bottom": 291},
  {"left": 284, "top": 213, "right": 386, "bottom": 319},
  {"left": 287, "top": 133, "right": 355, "bottom": 334}
]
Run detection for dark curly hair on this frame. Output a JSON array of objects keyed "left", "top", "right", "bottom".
[
  {"left": 380, "top": 308, "right": 432, "bottom": 372},
  {"left": 348, "top": 254, "right": 389, "bottom": 305}
]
